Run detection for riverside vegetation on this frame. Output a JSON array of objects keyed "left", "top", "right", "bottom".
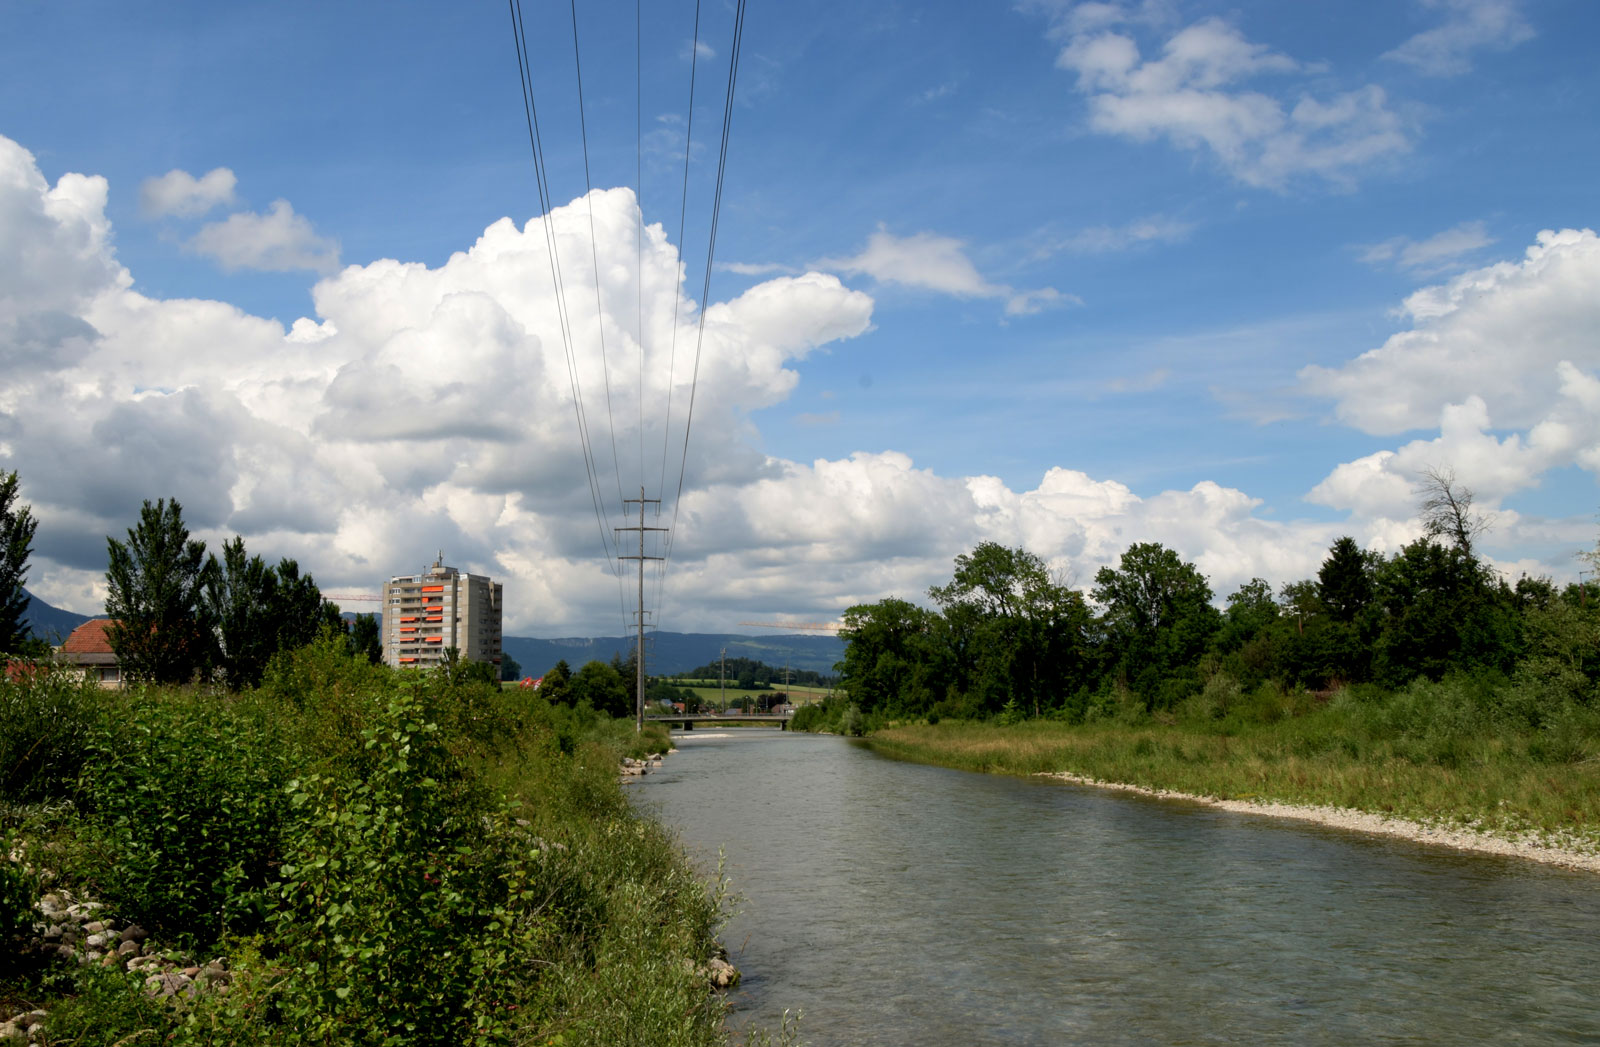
[
  {"left": 794, "top": 482, "right": 1600, "bottom": 852},
  {"left": 0, "top": 634, "right": 773, "bottom": 1046}
]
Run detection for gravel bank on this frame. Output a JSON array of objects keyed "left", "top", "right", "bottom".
[{"left": 1040, "top": 772, "right": 1600, "bottom": 874}]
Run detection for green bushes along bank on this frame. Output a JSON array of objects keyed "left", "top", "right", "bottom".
[{"left": 0, "top": 634, "right": 749, "bottom": 1047}]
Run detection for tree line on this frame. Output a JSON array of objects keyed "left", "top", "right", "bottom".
[
  {"left": 671, "top": 656, "right": 832, "bottom": 690},
  {"left": 831, "top": 472, "right": 1600, "bottom": 724},
  {"left": 0, "top": 477, "right": 382, "bottom": 686}
]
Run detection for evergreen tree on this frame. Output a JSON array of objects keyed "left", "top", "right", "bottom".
[
  {"left": 204, "top": 536, "right": 280, "bottom": 689},
  {"left": 0, "top": 472, "right": 37, "bottom": 654},
  {"left": 1317, "top": 537, "right": 1378, "bottom": 623},
  {"left": 349, "top": 613, "right": 384, "bottom": 665},
  {"left": 105, "top": 499, "right": 216, "bottom": 684},
  {"left": 273, "top": 558, "right": 327, "bottom": 651}
]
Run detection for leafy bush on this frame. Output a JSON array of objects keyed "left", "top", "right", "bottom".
[
  {"left": 78, "top": 689, "right": 291, "bottom": 947},
  {"left": 31, "top": 965, "right": 179, "bottom": 1045},
  {"left": 0, "top": 831, "right": 37, "bottom": 975},
  {"left": 0, "top": 669, "right": 106, "bottom": 804},
  {"left": 838, "top": 703, "right": 865, "bottom": 737}
]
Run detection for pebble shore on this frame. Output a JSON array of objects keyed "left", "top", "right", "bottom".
[
  {"left": 1041, "top": 772, "right": 1600, "bottom": 874},
  {"left": 0, "top": 889, "right": 233, "bottom": 1043}
]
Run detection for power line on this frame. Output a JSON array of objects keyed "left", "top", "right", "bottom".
[
  {"left": 656, "top": 0, "right": 704, "bottom": 511},
  {"left": 660, "top": 0, "right": 748, "bottom": 586},
  {"left": 650, "top": 0, "right": 705, "bottom": 624},
  {"left": 567, "top": 0, "right": 628, "bottom": 515},
  {"left": 507, "top": 0, "right": 623, "bottom": 599},
  {"left": 635, "top": 0, "right": 645, "bottom": 500}
]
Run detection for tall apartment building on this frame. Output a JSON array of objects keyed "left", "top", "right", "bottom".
[{"left": 381, "top": 557, "right": 503, "bottom": 670}]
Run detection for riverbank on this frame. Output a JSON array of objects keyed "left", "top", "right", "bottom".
[
  {"left": 0, "top": 639, "right": 746, "bottom": 1046},
  {"left": 1041, "top": 771, "right": 1600, "bottom": 873},
  {"left": 868, "top": 716, "right": 1600, "bottom": 872}
]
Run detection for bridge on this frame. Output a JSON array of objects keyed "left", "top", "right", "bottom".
[{"left": 645, "top": 713, "right": 792, "bottom": 731}]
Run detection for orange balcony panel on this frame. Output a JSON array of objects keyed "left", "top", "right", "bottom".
[{"left": 421, "top": 585, "right": 445, "bottom": 593}]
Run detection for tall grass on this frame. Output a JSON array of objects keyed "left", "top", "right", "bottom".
[{"left": 870, "top": 674, "right": 1600, "bottom": 843}]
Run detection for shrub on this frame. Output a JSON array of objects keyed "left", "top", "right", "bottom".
[
  {"left": 839, "top": 703, "right": 865, "bottom": 737},
  {"left": 265, "top": 690, "right": 502, "bottom": 1044},
  {"left": 0, "top": 668, "right": 106, "bottom": 804},
  {"left": 78, "top": 688, "right": 291, "bottom": 947},
  {"left": 0, "top": 831, "right": 37, "bottom": 975}
]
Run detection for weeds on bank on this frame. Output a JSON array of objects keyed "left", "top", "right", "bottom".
[
  {"left": 869, "top": 674, "right": 1600, "bottom": 844},
  {"left": 0, "top": 636, "right": 739, "bottom": 1046}
]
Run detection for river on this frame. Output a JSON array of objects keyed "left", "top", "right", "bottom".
[{"left": 629, "top": 728, "right": 1599, "bottom": 1046}]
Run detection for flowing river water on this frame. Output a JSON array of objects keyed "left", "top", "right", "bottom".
[{"left": 629, "top": 729, "right": 1600, "bottom": 1046}]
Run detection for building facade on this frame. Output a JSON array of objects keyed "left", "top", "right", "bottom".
[
  {"left": 381, "top": 557, "right": 503, "bottom": 670},
  {"left": 57, "top": 619, "right": 123, "bottom": 688}
]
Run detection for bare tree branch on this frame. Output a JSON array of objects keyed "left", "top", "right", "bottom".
[{"left": 1416, "top": 465, "right": 1492, "bottom": 556}]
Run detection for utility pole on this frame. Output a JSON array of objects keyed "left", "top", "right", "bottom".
[
  {"left": 616, "top": 487, "right": 665, "bottom": 732},
  {"left": 720, "top": 647, "right": 726, "bottom": 711}
]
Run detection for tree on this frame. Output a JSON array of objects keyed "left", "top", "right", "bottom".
[
  {"left": 1317, "top": 537, "right": 1378, "bottom": 623},
  {"left": 203, "top": 536, "right": 279, "bottom": 689},
  {"left": 273, "top": 558, "right": 327, "bottom": 651},
  {"left": 1092, "top": 542, "right": 1219, "bottom": 706},
  {"left": 929, "top": 542, "right": 1091, "bottom": 716},
  {"left": 498, "top": 652, "right": 521, "bottom": 681},
  {"left": 838, "top": 597, "right": 936, "bottom": 715},
  {"left": 349, "top": 613, "right": 383, "bottom": 666},
  {"left": 570, "top": 659, "right": 630, "bottom": 718},
  {"left": 203, "top": 538, "right": 339, "bottom": 689},
  {"left": 105, "top": 499, "right": 216, "bottom": 684},
  {"left": 1372, "top": 538, "right": 1515, "bottom": 685},
  {"left": 1417, "top": 466, "right": 1491, "bottom": 556},
  {"left": 0, "top": 472, "right": 37, "bottom": 653},
  {"left": 539, "top": 660, "right": 573, "bottom": 705}
]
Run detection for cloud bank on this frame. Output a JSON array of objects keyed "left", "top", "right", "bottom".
[{"left": 1, "top": 133, "right": 1594, "bottom": 636}]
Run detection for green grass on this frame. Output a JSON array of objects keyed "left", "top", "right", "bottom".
[{"left": 868, "top": 687, "right": 1600, "bottom": 846}]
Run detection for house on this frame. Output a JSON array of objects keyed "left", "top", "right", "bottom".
[{"left": 57, "top": 619, "right": 123, "bottom": 688}]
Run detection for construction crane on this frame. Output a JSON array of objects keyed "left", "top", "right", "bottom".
[
  {"left": 738, "top": 620, "right": 843, "bottom": 633},
  {"left": 325, "top": 593, "right": 383, "bottom": 602}
]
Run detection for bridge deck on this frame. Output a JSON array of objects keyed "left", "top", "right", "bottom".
[{"left": 645, "top": 713, "right": 792, "bottom": 729}]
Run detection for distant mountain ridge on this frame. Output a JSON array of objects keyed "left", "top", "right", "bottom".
[
  {"left": 20, "top": 587, "right": 91, "bottom": 644},
  {"left": 502, "top": 631, "right": 844, "bottom": 677},
  {"left": 24, "top": 587, "right": 841, "bottom": 674}
]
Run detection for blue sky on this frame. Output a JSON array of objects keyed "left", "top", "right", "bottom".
[{"left": 2, "top": 0, "right": 1598, "bottom": 634}]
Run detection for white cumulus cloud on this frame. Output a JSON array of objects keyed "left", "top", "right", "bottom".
[
  {"left": 188, "top": 199, "right": 341, "bottom": 273},
  {"left": 139, "top": 167, "right": 237, "bottom": 218},
  {"left": 1305, "top": 228, "right": 1600, "bottom": 574},
  {"left": 821, "top": 226, "right": 1067, "bottom": 317},
  {"left": 1035, "top": 7, "right": 1410, "bottom": 189}
]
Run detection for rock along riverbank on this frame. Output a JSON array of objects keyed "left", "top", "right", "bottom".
[{"left": 1040, "top": 771, "right": 1600, "bottom": 874}]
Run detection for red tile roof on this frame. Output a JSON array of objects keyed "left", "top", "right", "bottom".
[{"left": 61, "top": 619, "right": 117, "bottom": 655}]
